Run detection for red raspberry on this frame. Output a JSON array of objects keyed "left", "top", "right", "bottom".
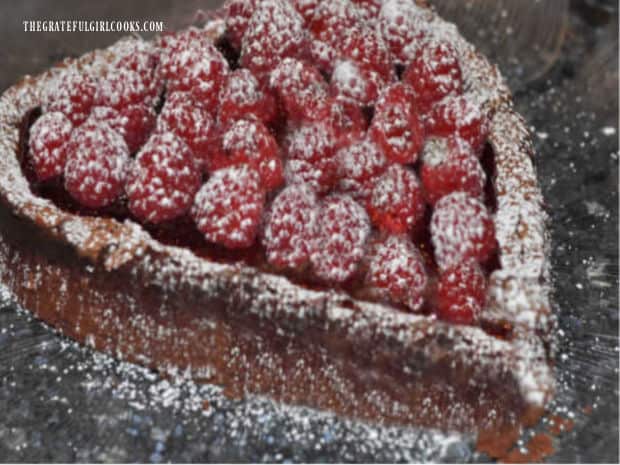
[
  {"left": 366, "top": 235, "right": 428, "bottom": 311},
  {"left": 44, "top": 69, "right": 96, "bottom": 126},
  {"left": 213, "top": 120, "right": 283, "bottom": 191},
  {"left": 218, "top": 69, "right": 276, "bottom": 125},
  {"left": 351, "top": 0, "right": 383, "bottom": 22},
  {"left": 330, "top": 60, "right": 386, "bottom": 107},
  {"left": 308, "top": 39, "right": 338, "bottom": 75},
  {"left": 224, "top": 0, "right": 260, "bottom": 50},
  {"left": 309, "top": 0, "right": 361, "bottom": 46},
  {"left": 113, "top": 38, "right": 160, "bottom": 84},
  {"left": 425, "top": 95, "right": 489, "bottom": 153},
  {"left": 292, "top": 0, "right": 321, "bottom": 24},
  {"left": 324, "top": 98, "right": 368, "bottom": 142},
  {"left": 240, "top": 0, "right": 307, "bottom": 78},
  {"left": 377, "top": 0, "right": 428, "bottom": 65},
  {"left": 89, "top": 104, "right": 156, "bottom": 154},
  {"left": 340, "top": 27, "right": 393, "bottom": 81},
  {"left": 157, "top": 27, "right": 214, "bottom": 77},
  {"left": 284, "top": 123, "right": 337, "bottom": 193},
  {"left": 28, "top": 112, "right": 72, "bottom": 181},
  {"left": 165, "top": 41, "right": 229, "bottom": 111},
  {"left": 367, "top": 164, "right": 426, "bottom": 234},
  {"left": 430, "top": 191, "right": 496, "bottom": 270},
  {"left": 157, "top": 92, "right": 217, "bottom": 170},
  {"left": 420, "top": 137, "right": 486, "bottom": 205},
  {"left": 64, "top": 122, "right": 129, "bottom": 209},
  {"left": 403, "top": 41, "right": 463, "bottom": 115},
  {"left": 95, "top": 67, "right": 154, "bottom": 110},
  {"left": 269, "top": 58, "right": 329, "bottom": 123},
  {"left": 126, "top": 133, "right": 200, "bottom": 224},
  {"left": 310, "top": 194, "right": 370, "bottom": 283},
  {"left": 262, "top": 184, "right": 319, "bottom": 269},
  {"left": 436, "top": 259, "right": 487, "bottom": 325},
  {"left": 191, "top": 165, "right": 265, "bottom": 249},
  {"left": 336, "top": 138, "right": 388, "bottom": 202},
  {"left": 370, "top": 83, "right": 424, "bottom": 164}
]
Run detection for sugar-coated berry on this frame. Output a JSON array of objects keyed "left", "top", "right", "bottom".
[
  {"left": 370, "top": 82, "right": 424, "bottom": 164},
  {"left": 403, "top": 41, "right": 463, "bottom": 115},
  {"left": 311, "top": 194, "right": 370, "bottom": 283},
  {"left": 89, "top": 104, "right": 156, "bottom": 154},
  {"left": 336, "top": 138, "right": 388, "bottom": 202},
  {"left": 367, "top": 164, "right": 426, "bottom": 234},
  {"left": 430, "top": 191, "right": 496, "bottom": 270},
  {"left": 366, "top": 235, "right": 428, "bottom": 311},
  {"left": 262, "top": 184, "right": 319, "bottom": 269},
  {"left": 330, "top": 60, "right": 386, "bottom": 107},
  {"left": 377, "top": 0, "right": 428, "bottom": 65},
  {"left": 164, "top": 40, "right": 229, "bottom": 112},
  {"left": 157, "top": 92, "right": 217, "bottom": 170},
  {"left": 308, "top": 0, "right": 361, "bottom": 47},
  {"left": 425, "top": 95, "right": 489, "bottom": 153},
  {"left": 192, "top": 165, "right": 265, "bottom": 249},
  {"left": 44, "top": 69, "right": 96, "bottom": 126},
  {"left": 218, "top": 69, "right": 276, "bottom": 125},
  {"left": 240, "top": 0, "right": 307, "bottom": 78},
  {"left": 225, "top": 0, "right": 260, "bottom": 50},
  {"left": 125, "top": 132, "right": 200, "bottom": 224},
  {"left": 28, "top": 112, "right": 72, "bottom": 181},
  {"left": 284, "top": 123, "right": 338, "bottom": 193},
  {"left": 95, "top": 67, "right": 154, "bottom": 110},
  {"left": 269, "top": 58, "right": 329, "bottom": 123},
  {"left": 420, "top": 137, "right": 486, "bottom": 205},
  {"left": 213, "top": 119, "right": 284, "bottom": 190},
  {"left": 64, "top": 122, "right": 129, "bottom": 209},
  {"left": 436, "top": 259, "right": 487, "bottom": 325}
]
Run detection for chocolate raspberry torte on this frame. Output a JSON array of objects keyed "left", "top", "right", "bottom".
[{"left": 0, "top": 0, "right": 553, "bottom": 432}]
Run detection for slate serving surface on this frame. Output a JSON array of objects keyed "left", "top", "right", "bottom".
[{"left": 0, "top": 0, "right": 617, "bottom": 462}]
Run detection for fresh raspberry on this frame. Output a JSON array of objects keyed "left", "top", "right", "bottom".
[
  {"left": 351, "top": 0, "right": 383, "bottom": 22},
  {"left": 324, "top": 98, "right": 368, "bottom": 143},
  {"left": 377, "top": 0, "right": 428, "bottom": 65},
  {"left": 370, "top": 83, "right": 424, "bottom": 164},
  {"left": 310, "top": 194, "right": 370, "bottom": 283},
  {"left": 308, "top": 39, "right": 338, "bottom": 75},
  {"left": 339, "top": 27, "right": 393, "bottom": 81},
  {"left": 292, "top": 0, "right": 321, "bottom": 24},
  {"left": 269, "top": 58, "right": 329, "bottom": 123},
  {"left": 308, "top": 0, "right": 361, "bottom": 46},
  {"left": 367, "top": 164, "right": 426, "bottom": 234},
  {"left": 218, "top": 69, "right": 276, "bottom": 125},
  {"left": 89, "top": 104, "right": 156, "bottom": 154},
  {"left": 95, "top": 67, "right": 154, "bottom": 110},
  {"left": 240, "top": 0, "right": 307, "bottom": 78},
  {"left": 157, "top": 27, "right": 214, "bottom": 78},
  {"left": 336, "top": 138, "right": 388, "bottom": 202},
  {"left": 212, "top": 120, "right": 283, "bottom": 191},
  {"left": 425, "top": 95, "right": 489, "bottom": 153},
  {"left": 366, "top": 235, "right": 428, "bottom": 311},
  {"left": 157, "top": 92, "right": 217, "bottom": 170},
  {"left": 165, "top": 41, "right": 229, "bottom": 111},
  {"left": 330, "top": 60, "right": 386, "bottom": 107},
  {"left": 436, "top": 259, "right": 487, "bottom": 325},
  {"left": 126, "top": 133, "right": 200, "bottom": 224},
  {"left": 44, "top": 69, "right": 96, "bottom": 126},
  {"left": 191, "top": 165, "right": 265, "bottom": 249},
  {"left": 64, "top": 122, "right": 129, "bottom": 209},
  {"left": 113, "top": 38, "right": 160, "bottom": 85},
  {"left": 430, "top": 191, "right": 496, "bottom": 270},
  {"left": 403, "top": 41, "right": 463, "bottom": 115},
  {"left": 224, "top": 0, "right": 260, "bottom": 50},
  {"left": 28, "top": 112, "right": 72, "bottom": 181},
  {"left": 262, "top": 184, "right": 319, "bottom": 269},
  {"left": 284, "top": 123, "right": 338, "bottom": 193},
  {"left": 420, "top": 137, "right": 486, "bottom": 205}
]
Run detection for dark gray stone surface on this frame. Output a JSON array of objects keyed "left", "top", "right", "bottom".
[{"left": 0, "top": 0, "right": 618, "bottom": 462}]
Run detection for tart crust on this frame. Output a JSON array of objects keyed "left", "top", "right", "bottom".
[{"left": 0, "top": 6, "right": 553, "bottom": 432}]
